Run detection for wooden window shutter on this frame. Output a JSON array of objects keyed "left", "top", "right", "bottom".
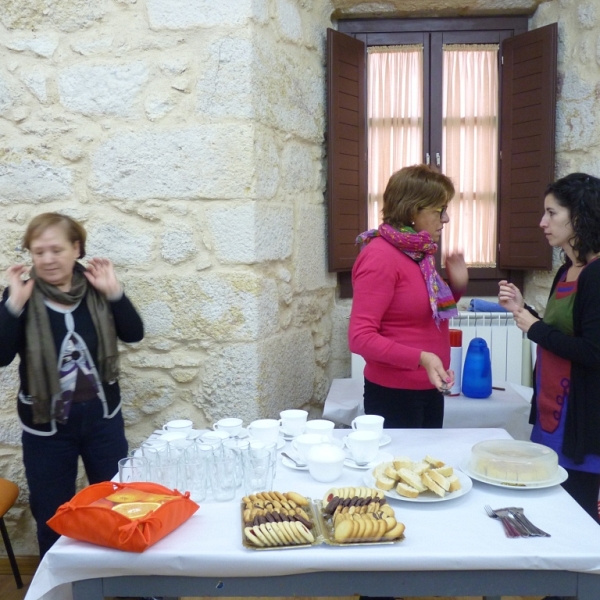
[
  {"left": 327, "top": 28, "right": 368, "bottom": 272},
  {"left": 498, "top": 23, "right": 557, "bottom": 270}
]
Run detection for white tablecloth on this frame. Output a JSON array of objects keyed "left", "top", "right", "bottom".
[
  {"left": 323, "top": 378, "right": 533, "bottom": 440},
  {"left": 25, "top": 428, "right": 600, "bottom": 600}
]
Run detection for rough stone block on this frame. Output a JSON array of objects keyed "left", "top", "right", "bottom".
[
  {"left": 200, "top": 328, "right": 315, "bottom": 423},
  {"left": 0, "top": 364, "right": 19, "bottom": 411},
  {"left": 0, "top": 160, "right": 73, "bottom": 204},
  {"left": 86, "top": 223, "right": 154, "bottom": 266},
  {"left": 140, "top": 300, "right": 174, "bottom": 337},
  {"left": 161, "top": 227, "right": 197, "bottom": 264},
  {"left": 70, "top": 37, "right": 114, "bottom": 56},
  {"left": 20, "top": 68, "right": 49, "bottom": 103},
  {"left": 185, "top": 272, "right": 279, "bottom": 342},
  {"left": 281, "top": 141, "right": 320, "bottom": 192},
  {"left": 90, "top": 125, "right": 254, "bottom": 200},
  {"left": 276, "top": 0, "right": 304, "bottom": 43},
  {"left": 207, "top": 203, "right": 293, "bottom": 264},
  {"left": 0, "top": 73, "right": 15, "bottom": 116},
  {"left": 294, "top": 204, "right": 337, "bottom": 291},
  {"left": 127, "top": 273, "right": 278, "bottom": 343},
  {"left": 58, "top": 61, "right": 149, "bottom": 117},
  {"left": 253, "top": 33, "right": 325, "bottom": 142},
  {"left": 1, "top": 0, "right": 107, "bottom": 32},
  {"left": 120, "top": 375, "right": 177, "bottom": 424},
  {"left": 329, "top": 299, "right": 352, "bottom": 377},
  {"left": 254, "top": 129, "right": 280, "bottom": 199},
  {"left": 578, "top": 2, "right": 597, "bottom": 29},
  {"left": 147, "top": 0, "right": 253, "bottom": 29},
  {"left": 196, "top": 36, "right": 254, "bottom": 120},
  {"left": 5, "top": 35, "right": 59, "bottom": 58}
]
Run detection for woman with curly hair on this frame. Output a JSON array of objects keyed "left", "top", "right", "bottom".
[{"left": 499, "top": 172, "right": 600, "bottom": 523}]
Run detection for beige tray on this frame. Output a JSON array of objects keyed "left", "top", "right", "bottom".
[
  {"left": 241, "top": 497, "right": 324, "bottom": 550},
  {"left": 314, "top": 499, "right": 404, "bottom": 546}
]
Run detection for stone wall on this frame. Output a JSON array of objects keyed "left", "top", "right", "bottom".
[{"left": 0, "top": 0, "right": 335, "bottom": 556}]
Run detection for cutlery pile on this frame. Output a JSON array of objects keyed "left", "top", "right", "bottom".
[{"left": 484, "top": 505, "right": 551, "bottom": 538}]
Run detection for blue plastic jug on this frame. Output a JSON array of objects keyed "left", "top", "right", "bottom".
[{"left": 461, "top": 337, "right": 492, "bottom": 398}]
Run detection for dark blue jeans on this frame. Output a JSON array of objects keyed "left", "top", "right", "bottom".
[{"left": 22, "top": 399, "right": 128, "bottom": 558}]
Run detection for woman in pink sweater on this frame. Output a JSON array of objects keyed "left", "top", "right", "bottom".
[{"left": 349, "top": 165, "right": 468, "bottom": 428}]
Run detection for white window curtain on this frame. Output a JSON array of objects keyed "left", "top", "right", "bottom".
[
  {"left": 367, "top": 46, "right": 423, "bottom": 228},
  {"left": 442, "top": 44, "right": 499, "bottom": 267}
]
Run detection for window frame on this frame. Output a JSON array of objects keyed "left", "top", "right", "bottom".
[{"left": 331, "top": 16, "right": 544, "bottom": 297}]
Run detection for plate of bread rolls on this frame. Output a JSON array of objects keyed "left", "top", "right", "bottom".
[{"left": 367, "top": 455, "right": 472, "bottom": 502}]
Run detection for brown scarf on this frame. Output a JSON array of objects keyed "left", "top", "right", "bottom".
[{"left": 25, "top": 263, "right": 119, "bottom": 424}]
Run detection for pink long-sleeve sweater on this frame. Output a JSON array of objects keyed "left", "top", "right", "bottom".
[{"left": 348, "top": 237, "right": 452, "bottom": 390}]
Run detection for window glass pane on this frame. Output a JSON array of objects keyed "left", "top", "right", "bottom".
[
  {"left": 367, "top": 46, "right": 423, "bottom": 228},
  {"left": 442, "top": 45, "right": 499, "bottom": 267}
]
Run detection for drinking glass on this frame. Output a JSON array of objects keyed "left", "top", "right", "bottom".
[
  {"left": 181, "top": 444, "right": 209, "bottom": 502},
  {"left": 210, "top": 447, "right": 237, "bottom": 502},
  {"left": 118, "top": 456, "right": 148, "bottom": 483},
  {"left": 243, "top": 447, "right": 272, "bottom": 495}
]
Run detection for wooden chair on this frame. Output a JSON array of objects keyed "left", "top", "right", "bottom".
[{"left": 0, "top": 478, "right": 23, "bottom": 589}]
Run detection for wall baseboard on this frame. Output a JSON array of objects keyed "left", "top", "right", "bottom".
[{"left": 0, "top": 556, "right": 39, "bottom": 576}]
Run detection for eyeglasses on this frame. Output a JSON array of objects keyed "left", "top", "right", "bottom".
[{"left": 433, "top": 206, "right": 449, "bottom": 219}]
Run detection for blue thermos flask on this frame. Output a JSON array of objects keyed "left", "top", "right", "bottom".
[{"left": 461, "top": 337, "right": 492, "bottom": 398}]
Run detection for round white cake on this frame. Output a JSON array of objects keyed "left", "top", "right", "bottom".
[{"left": 470, "top": 440, "right": 558, "bottom": 484}]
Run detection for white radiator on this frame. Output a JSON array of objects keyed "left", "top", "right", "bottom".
[{"left": 449, "top": 312, "right": 532, "bottom": 387}]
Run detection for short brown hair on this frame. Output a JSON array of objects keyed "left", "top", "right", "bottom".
[
  {"left": 23, "top": 213, "right": 87, "bottom": 258},
  {"left": 382, "top": 164, "right": 455, "bottom": 229}
]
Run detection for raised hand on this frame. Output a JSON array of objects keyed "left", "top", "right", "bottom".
[
  {"left": 84, "top": 258, "right": 122, "bottom": 299},
  {"left": 498, "top": 279, "right": 524, "bottom": 313},
  {"left": 5, "top": 265, "right": 34, "bottom": 313},
  {"left": 445, "top": 252, "right": 468, "bottom": 295}
]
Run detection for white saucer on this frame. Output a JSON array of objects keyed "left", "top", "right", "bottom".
[
  {"left": 233, "top": 427, "right": 250, "bottom": 439},
  {"left": 281, "top": 454, "right": 309, "bottom": 471},
  {"left": 459, "top": 458, "right": 569, "bottom": 490},
  {"left": 343, "top": 433, "right": 392, "bottom": 448},
  {"left": 344, "top": 451, "right": 393, "bottom": 470}
]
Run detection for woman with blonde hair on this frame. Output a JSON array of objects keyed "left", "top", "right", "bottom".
[
  {"left": 349, "top": 164, "right": 468, "bottom": 428},
  {"left": 0, "top": 213, "right": 144, "bottom": 556}
]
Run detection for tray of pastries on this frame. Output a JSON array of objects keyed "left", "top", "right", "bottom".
[
  {"left": 316, "top": 486, "right": 405, "bottom": 545},
  {"left": 241, "top": 490, "right": 321, "bottom": 549}
]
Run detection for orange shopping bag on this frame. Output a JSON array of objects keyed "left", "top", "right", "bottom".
[{"left": 47, "top": 481, "right": 199, "bottom": 552}]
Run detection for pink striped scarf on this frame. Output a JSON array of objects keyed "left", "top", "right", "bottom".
[{"left": 356, "top": 223, "right": 458, "bottom": 326}]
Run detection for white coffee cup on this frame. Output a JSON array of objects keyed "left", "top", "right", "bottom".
[
  {"left": 247, "top": 419, "right": 280, "bottom": 443},
  {"left": 346, "top": 430, "right": 380, "bottom": 463},
  {"left": 350, "top": 414, "right": 384, "bottom": 438},
  {"left": 304, "top": 419, "right": 335, "bottom": 439},
  {"left": 163, "top": 419, "right": 193, "bottom": 432},
  {"left": 213, "top": 417, "right": 243, "bottom": 437},
  {"left": 306, "top": 443, "right": 345, "bottom": 482},
  {"left": 292, "top": 433, "right": 329, "bottom": 461},
  {"left": 279, "top": 409, "right": 308, "bottom": 437}
]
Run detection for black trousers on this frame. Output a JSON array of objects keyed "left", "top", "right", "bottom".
[
  {"left": 22, "top": 399, "right": 128, "bottom": 558},
  {"left": 363, "top": 378, "right": 444, "bottom": 429},
  {"left": 562, "top": 468, "right": 600, "bottom": 524}
]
